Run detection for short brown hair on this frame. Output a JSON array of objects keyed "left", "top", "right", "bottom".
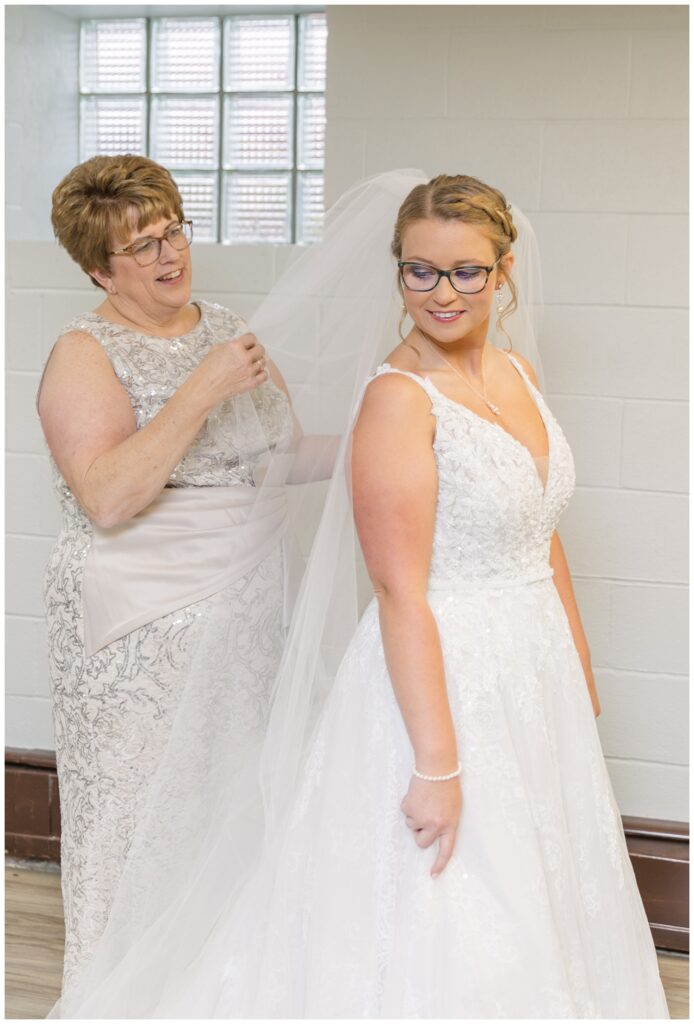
[
  {"left": 392, "top": 174, "right": 518, "bottom": 344},
  {"left": 51, "top": 155, "right": 184, "bottom": 287}
]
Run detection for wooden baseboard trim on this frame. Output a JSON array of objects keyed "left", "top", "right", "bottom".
[
  {"left": 652, "top": 923, "right": 689, "bottom": 947},
  {"left": 5, "top": 748, "right": 689, "bottom": 952},
  {"left": 623, "top": 816, "right": 689, "bottom": 953},
  {"left": 5, "top": 748, "right": 61, "bottom": 864}
]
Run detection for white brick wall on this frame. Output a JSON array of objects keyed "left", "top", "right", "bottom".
[{"left": 6, "top": 5, "right": 688, "bottom": 821}]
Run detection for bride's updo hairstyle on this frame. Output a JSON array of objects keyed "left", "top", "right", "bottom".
[{"left": 392, "top": 173, "right": 518, "bottom": 345}]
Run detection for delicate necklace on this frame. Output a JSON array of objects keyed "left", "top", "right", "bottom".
[{"left": 417, "top": 330, "right": 501, "bottom": 416}]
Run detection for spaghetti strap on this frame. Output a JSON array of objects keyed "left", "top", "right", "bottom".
[
  {"left": 370, "top": 362, "right": 439, "bottom": 400},
  {"left": 504, "top": 351, "right": 539, "bottom": 394},
  {"left": 352, "top": 362, "right": 439, "bottom": 418}
]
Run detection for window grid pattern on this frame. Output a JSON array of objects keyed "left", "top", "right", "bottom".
[{"left": 79, "top": 13, "right": 326, "bottom": 244}]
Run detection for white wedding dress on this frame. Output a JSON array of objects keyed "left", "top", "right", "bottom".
[{"left": 124, "top": 351, "right": 668, "bottom": 1020}]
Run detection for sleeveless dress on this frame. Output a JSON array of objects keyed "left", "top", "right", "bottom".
[
  {"left": 146, "top": 353, "right": 668, "bottom": 1018},
  {"left": 42, "top": 300, "right": 293, "bottom": 996}
]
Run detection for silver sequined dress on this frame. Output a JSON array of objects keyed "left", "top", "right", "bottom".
[{"left": 42, "top": 301, "right": 292, "bottom": 995}]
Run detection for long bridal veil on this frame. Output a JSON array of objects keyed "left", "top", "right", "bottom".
[{"left": 50, "top": 169, "right": 546, "bottom": 1018}]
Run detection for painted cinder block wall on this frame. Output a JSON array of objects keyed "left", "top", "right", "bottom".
[{"left": 6, "top": 5, "right": 688, "bottom": 821}]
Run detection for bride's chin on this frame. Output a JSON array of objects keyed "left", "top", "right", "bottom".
[{"left": 415, "top": 321, "right": 473, "bottom": 345}]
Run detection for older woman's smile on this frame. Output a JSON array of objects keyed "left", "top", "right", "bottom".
[{"left": 157, "top": 267, "right": 185, "bottom": 283}]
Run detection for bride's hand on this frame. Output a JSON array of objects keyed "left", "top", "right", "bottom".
[{"left": 400, "top": 775, "right": 462, "bottom": 879}]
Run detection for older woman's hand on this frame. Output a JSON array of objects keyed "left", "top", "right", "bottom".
[
  {"left": 193, "top": 332, "right": 268, "bottom": 405},
  {"left": 39, "top": 329, "right": 271, "bottom": 529}
]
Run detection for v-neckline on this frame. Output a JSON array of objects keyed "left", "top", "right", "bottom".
[{"left": 380, "top": 353, "right": 553, "bottom": 499}]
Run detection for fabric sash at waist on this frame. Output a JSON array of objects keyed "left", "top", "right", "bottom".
[
  {"left": 82, "top": 484, "right": 289, "bottom": 657},
  {"left": 427, "top": 566, "right": 555, "bottom": 592}
]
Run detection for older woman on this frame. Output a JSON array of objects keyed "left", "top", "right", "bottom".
[{"left": 37, "top": 155, "right": 296, "bottom": 998}]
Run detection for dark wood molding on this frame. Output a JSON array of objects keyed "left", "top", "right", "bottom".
[
  {"left": 623, "top": 816, "right": 689, "bottom": 954},
  {"left": 5, "top": 749, "right": 61, "bottom": 863},
  {"left": 6, "top": 747, "right": 57, "bottom": 770},
  {"left": 623, "top": 816, "right": 689, "bottom": 842},
  {"left": 5, "top": 749, "right": 689, "bottom": 952}
]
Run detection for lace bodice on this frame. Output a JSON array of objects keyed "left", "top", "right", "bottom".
[
  {"left": 370, "top": 354, "right": 576, "bottom": 587},
  {"left": 48, "top": 301, "right": 293, "bottom": 530}
]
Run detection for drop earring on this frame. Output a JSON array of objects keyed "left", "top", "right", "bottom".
[
  {"left": 495, "top": 285, "right": 513, "bottom": 352},
  {"left": 398, "top": 303, "right": 409, "bottom": 342}
]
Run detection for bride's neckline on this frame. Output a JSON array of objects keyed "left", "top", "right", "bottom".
[{"left": 378, "top": 353, "right": 552, "bottom": 497}]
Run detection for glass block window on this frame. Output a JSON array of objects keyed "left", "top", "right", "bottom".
[{"left": 79, "top": 12, "right": 327, "bottom": 244}]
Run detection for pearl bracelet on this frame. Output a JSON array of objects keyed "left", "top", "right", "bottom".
[{"left": 413, "top": 761, "right": 462, "bottom": 783}]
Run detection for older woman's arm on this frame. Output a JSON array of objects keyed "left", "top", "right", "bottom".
[{"left": 38, "top": 329, "right": 266, "bottom": 528}]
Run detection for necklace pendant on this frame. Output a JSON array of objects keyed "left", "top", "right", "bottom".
[{"left": 485, "top": 400, "right": 501, "bottom": 416}]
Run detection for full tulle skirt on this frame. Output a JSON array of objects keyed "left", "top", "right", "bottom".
[{"left": 151, "top": 577, "right": 669, "bottom": 1018}]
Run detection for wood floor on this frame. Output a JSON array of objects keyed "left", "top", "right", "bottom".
[
  {"left": 6, "top": 866, "right": 65, "bottom": 1019},
  {"left": 5, "top": 864, "right": 690, "bottom": 1019}
]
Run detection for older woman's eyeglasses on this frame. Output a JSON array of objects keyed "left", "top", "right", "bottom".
[
  {"left": 110, "top": 220, "right": 194, "bottom": 267},
  {"left": 398, "top": 257, "right": 500, "bottom": 295}
]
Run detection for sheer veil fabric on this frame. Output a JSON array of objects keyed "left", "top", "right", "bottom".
[{"left": 50, "top": 170, "right": 547, "bottom": 1018}]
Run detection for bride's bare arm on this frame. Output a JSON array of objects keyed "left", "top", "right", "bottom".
[{"left": 351, "top": 372, "right": 461, "bottom": 877}]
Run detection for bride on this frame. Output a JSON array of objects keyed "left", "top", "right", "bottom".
[{"left": 51, "top": 171, "right": 670, "bottom": 1019}]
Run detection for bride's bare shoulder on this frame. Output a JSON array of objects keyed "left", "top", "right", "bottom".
[
  {"left": 365, "top": 339, "right": 435, "bottom": 405},
  {"left": 360, "top": 363, "right": 432, "bottom": 428}
]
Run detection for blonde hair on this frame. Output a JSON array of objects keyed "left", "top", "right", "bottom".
[
  {"left": 392, "top": 174, "right": 517, "bottom": 347},
  {"left": 51, "top": 155, "right": 184, "bottom": 288}
]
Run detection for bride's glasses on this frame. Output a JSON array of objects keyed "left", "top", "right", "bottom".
[
  {"left": 110, "top": 220, "right": 194, "bottom": 267},
  {"left": 398, "top": 257, "right": 500, "bottom": 294}
]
